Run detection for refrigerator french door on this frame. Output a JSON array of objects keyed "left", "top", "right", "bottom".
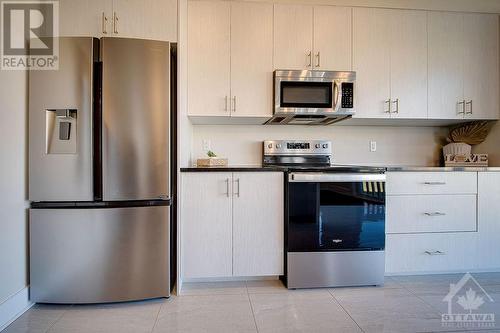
[{"left": 29, "top": 37, "right": 171, "bottom": 303}]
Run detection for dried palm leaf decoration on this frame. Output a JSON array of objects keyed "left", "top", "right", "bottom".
[{"left": 447, "top": 121, "right": 494, "bottom": 145}]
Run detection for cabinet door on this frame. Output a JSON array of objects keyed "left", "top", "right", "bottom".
[
  {"left": 59, "top": 0, "right": 112, "bottom": 37},
  {"left": 428, "top": 12, "right": 464, "bottom": 120},
  {"left": 182, "top": 173, "right": 233, "bottom": 279},
  {"left": 187, "top": 1, "right": 230, "bottom": 117},
  {"left": 230, "top": 2, "right": 273, "bottom": 118},
  {"left": 274, "top": 4, "right": 313, "bottom": 70},
  {"left": 352, "top": 8, "right": 391, "bottom": 118},
  {"left": 313, "top": 6, "right": 351, "bottom": 71},
  {"left": 112, "top": 0, "right": 177, "bottom": 41},
  {"left": 477, "top": 173, "right": 500, "bottom": 270},
  {"left": 389, "top": 10, "right": 427, "bottom": 119},
  {"left": 233, "top": 172, "right": 284, "bottom": 276},
  {"left": 463, "top": 14, "right": 499, "bottom": 120}
]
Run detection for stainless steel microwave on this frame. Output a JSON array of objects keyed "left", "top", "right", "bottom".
[{"left": 266, "top": 70, "right": 356, "bottom": 125}]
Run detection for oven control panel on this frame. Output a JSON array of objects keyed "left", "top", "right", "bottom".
[{"left": 264, "top": 140, "right": 332, "bottom": 156}]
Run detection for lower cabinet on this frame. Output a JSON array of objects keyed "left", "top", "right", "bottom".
[
  {"left": 181, "top": 172, "right": 284, "bottom": 279},
  {"left": 386, "top": 171, "right": 500, "bottom": 275}
]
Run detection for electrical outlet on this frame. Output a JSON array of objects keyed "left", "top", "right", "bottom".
[
  {"left": 202, "top": 139, "right": 211, "bottom": 152},
  {"left": 370, "top": 141, "right": 377, "bottom": 152}
]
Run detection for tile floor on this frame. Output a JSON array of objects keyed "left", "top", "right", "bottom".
[{"left": 4, "top": 273, "right": 500, "bottom": 333}]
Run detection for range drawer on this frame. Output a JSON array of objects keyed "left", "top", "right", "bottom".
[
  {"left": 386, "top": 194, "right": 477, "bottom": 234},
  {"left": 386, "top": 233, "right": 478, "bottom": 274},
  {"left": 387, "top": 172, "right": 477, "bottom": 195}
]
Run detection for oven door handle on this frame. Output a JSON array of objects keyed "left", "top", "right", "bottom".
[{"left": 289, "top": 173, "right": 386, "bottom": 183}]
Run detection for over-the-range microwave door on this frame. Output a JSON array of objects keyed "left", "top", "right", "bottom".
[
  {"left": 101, "top": 38, "right": 170, "bottom": 201},
  {"left": 29, "top": 37, "right": 98, "bottom": 202}
]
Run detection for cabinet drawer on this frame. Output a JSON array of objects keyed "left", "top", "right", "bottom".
[
  {"left": 387, "top": 195, "right": 477, "bottom": 234},
  {"left": 386, "top": 233, "right": 478, "bottom": 274},
  {"left": 387, "top": 172, "right": 477, "bottom": 195}
]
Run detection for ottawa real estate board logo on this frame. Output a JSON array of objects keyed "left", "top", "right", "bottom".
[{"left": 1, "top": 0, "right": 59, "bottom": 70}]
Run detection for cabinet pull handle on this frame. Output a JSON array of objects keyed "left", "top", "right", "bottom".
[
  {"left": 392, "top": 98, "right": 399, "bottom": 114},
  {"left": 423, "top": 181, "right": 446, "bottom": 185},
  {"left": 102, "top": 12, "right": 108, "bottom": 34},
  {"left": 307, "top": 51, "right": 312, "bottom": 68},
  {"left": 315, "top": 52, "right": 320, "bottom": 67},
  {"left": 457, "top": 100, "right": 465, "bottom": 115},
  {"left": 234, "top": 178, "right": 240, "bottom": 197},
  {"left": 424, "top": 250, "right": 446, "bottom": 256},
  {"left": 113, "top": 12, "right": 118, "bottom": 34},
  {"left": 224, "top": 96, "right": 228, "bottom": 112},
  {"left": 225, "top": 178, "right": 230, "bottom": 197},
  {"left": 384, "top": 99, "right": 391, "bottom": 113},
  {"left": 232, "top": 96, "right": 236, "bottom": 112},
  {"left": 466, "top": 100, "right": 473, "bottom": 115},
  {"left": 424, "top": 212, "right": 446, "bottom": 217}
]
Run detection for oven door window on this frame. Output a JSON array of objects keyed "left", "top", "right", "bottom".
[
  {"left": 280, "top": 81, "right": 332, "bottom": 108},
  {"left": 288, "top": 181, "right": 385, "bottom": 251}
]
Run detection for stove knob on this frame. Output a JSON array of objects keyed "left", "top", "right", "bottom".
[
  {"left": 315, "top": 144, "right": 320, "bottom": 149},
  {"left": 322, "top": 144, "right": 328, "bottom": 148},
  {"left": 276, "top": 144, "right": 282, "bottom": 149},
  {"left": 267, "top": 143, "right": 273, "bottom": 148}
]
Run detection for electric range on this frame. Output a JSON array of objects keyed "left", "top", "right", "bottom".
[{"left": 263, "top": 140, "right": 386, "bottom": 289}]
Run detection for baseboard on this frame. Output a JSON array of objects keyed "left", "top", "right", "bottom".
[
  {"left": 182, "top": 276, "right": 279, "bottom": 283},
  {"left": 0, "top": 287, "right": 34, "bottom": 331}
]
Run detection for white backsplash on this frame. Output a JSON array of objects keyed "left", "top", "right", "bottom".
[{"left": 191, "top": 125, "right": 448, "bottom": 167}]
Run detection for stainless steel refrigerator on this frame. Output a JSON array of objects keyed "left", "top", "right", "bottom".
[{"left": 28, "top": 37, "right": 171, "bottom": 303}]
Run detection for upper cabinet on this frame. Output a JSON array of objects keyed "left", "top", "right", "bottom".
[
  {"left": 59, "top": 0, "right": 177, "bottom": 41},
  {"left": 187, "top": 0, "right": 273, "bottom": 120},
  {"left": 274, "top": 4, "right": 352, "bottom": 71},
  {"left": 353, "top": 8, "right": 427, "bottom": 119},
  {"left": 429, "top": 12, "right": 499, "bottom": 120}
]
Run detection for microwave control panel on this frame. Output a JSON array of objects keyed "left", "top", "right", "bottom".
[{"left": 341, "top": 82, "right": 354, "bottom": 108}]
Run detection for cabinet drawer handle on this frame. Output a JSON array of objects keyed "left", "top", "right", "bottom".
[
  {"left": 458, "top": 100, "right": 465, "bottom": 115},
  {"left": 424, "top": 250, "right": 445, "bottom": 255},
  {"left": 392, "top": 98, "right": 399, "bottom": 114},
  {"left": 466, "top": 100, "right": 473, "bottom": 115},
  {"left": 113, "top": 12, "right": 118, "bottom": 34},
  {"left": 384, "top": 99, "right": 391, "bottom": 113},
  {"left": 102, "top": 12, "right": 108, "bottom": 34},
  {"left": 232, "top": 96, "right": 236, "bottom": 112},
  {"left": 307, "top": 51, "right": 312, "bottom": 68},
  {"left": 424, "top": 212, "right": 446, "bottom": 217},
  {"left": 315, "top": 52, "right": 321, "bottom": 67},
  {"left": 423, "top": 181, "right": 446, "bottom": 185},
  {"left": 225, "top": 178, "right": 230, "bottom": 197},
  {"left": 234, "top": 178, "right": 240, "bottom": 197}
]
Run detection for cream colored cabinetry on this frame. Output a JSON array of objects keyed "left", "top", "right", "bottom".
[
  {"left": 353, "top": 8, "right": 427, "bottom": 119},
  {"left": 59, "top": 0, "right": 177, "bottom": 41},
  {"left": 429, "top": 12, "right": 499, "bottom": 120},
  {"left": 181, "top": 172, "right": 284, "bottom": 279},
  {"left": 274, "top": 4, "right": 351, "bottom": 71},
  {"left": 187, "top": 0, "right": 273, "bottom": 121}
]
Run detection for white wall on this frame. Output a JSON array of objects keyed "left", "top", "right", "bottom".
[
  {"left": 473, "top": 121, "right": 500, "bottom": 166},
  {"left": 191, "top": 125, "right": 447, "bottom": 166},
  {"left": 0, "top": 70, "right": 28, "bottom": 303}
]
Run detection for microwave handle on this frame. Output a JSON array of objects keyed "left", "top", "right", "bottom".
[{"left": 333, "top": 80, "right": 341, "bottom": 111}]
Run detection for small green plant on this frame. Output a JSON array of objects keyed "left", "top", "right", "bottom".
[{"left": 207, "top": 150, "right": 217, "bottom": 158}]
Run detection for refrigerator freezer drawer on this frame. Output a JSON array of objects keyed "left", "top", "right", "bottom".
[{"left": 30, "top": 205, "right": 170, "bottom": 303}]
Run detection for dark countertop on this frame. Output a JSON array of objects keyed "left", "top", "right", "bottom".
[
  {"left": 180, "top": 165, "right": 386, "bottom": 173},
  {"left": 181, "top": 165, "right": 500, "bottom": 173}
]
